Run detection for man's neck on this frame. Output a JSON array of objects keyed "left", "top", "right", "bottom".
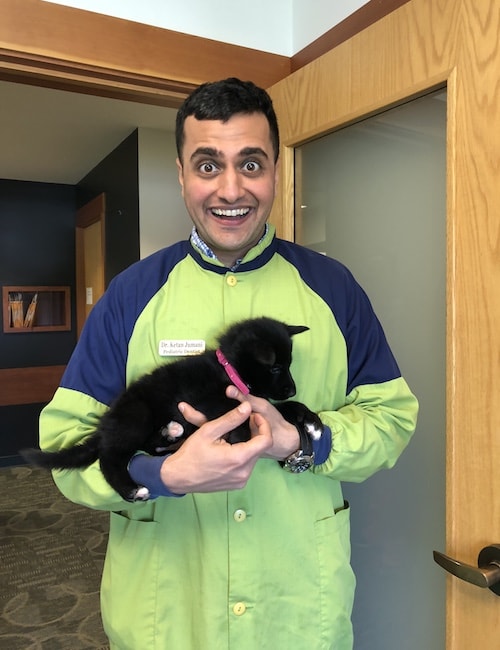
[{"left": 190, "top": 225, "right": 269, "bottom": 271}]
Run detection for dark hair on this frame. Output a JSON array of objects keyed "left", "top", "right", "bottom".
[{"left": 175, "top": 78, "right": 280, "bottom": 162}]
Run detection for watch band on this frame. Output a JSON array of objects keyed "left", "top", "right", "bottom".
[{"left": 279, "top": 422, "right": 315, "bottom": 473}]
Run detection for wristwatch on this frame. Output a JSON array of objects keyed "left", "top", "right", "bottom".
[{"left": 280, "top": 425, "right": 315, "bottom": 473}]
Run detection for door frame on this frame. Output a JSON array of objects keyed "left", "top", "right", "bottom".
[
  {"left": 76, "top": 193, "right": 106, "bottom": 337},
  {"left": 0, "top": 0, "right": 289, "bottom": 104},
  {"left": 268, "top": 1, "right": 500, "bottom": 647}
]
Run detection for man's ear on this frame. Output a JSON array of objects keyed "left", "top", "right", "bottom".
[{"left": 176, "top": 158, "right": 185, "bottom": 196}]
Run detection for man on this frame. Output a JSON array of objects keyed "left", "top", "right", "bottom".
[{"left": 40, "top": 78, "right": 418, "bottom": 649}]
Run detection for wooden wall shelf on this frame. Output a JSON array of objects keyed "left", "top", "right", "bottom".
[{"left": 2, "top": 286, "right": 71, "bottom": 333}]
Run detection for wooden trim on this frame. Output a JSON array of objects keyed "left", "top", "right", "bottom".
[
  {"left": 0, "top": 0, "right": 408, "bottom": 107},
  {"left": 0, "top": 365, "right": 65, "bottom": 406},
  {"left": 0, "top": 0, "right": 290, "bottom": 105},
  {"left": 76, "top": 193, "right": 106, "bottom": 337},
  {"left": 0, "top": 0, "right": 408, "bottom": 105},
  {"left": 291, "top": 0, "right": 412, "bottom": 72},
  {"left": 0, "top": 48, "right": 198, "bottom": 107},
  {"left": 76, "top": 192, "right": 105, "bottom": 229}
]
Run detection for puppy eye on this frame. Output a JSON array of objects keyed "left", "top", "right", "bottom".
[{"left": 270, "top": 364, "right": 283, "bottom": 375}]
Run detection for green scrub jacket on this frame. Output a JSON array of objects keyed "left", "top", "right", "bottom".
[{"left": 40, "top": 226, "right": 418, "bottom": 649}]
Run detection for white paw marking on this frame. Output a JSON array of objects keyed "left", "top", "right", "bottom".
[
  {"left": 134, "top": 486, "right": 151, "bottom": 501},
  {"left": 161, "top": 421, "right": 184, "bottom": 440},
  {"left": 306, "top": 422, "right": 323, "bottom": 441}
]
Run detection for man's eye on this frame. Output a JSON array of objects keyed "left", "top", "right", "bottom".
[
  {"left": 242, "top": 160, "right": 261, "bottom": 173},
  {"left": 199, "top": 162, "right": 217, "bottom": 174}
]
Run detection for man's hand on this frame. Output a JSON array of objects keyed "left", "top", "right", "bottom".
[
  {"left": 225, "top": 385, "right": 300, "bottom": 461},
  {"left": 160, "top": 401, "right": 272, "bottom": 494}
]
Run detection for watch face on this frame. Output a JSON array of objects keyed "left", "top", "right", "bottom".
[{"left": 283, "top": 451, "right": 314, "bottom": 473}]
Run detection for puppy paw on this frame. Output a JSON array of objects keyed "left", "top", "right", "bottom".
[
  {"left": 275, "top": 401, "right": 324, "bottom": 442},
  {"left": 305, "top": 419, "right": 323, "bottom": 441},
  {"left": 133, "top": 486, "right": 151, "bottom": 501},
  {"left": 161, "top": 421, "right": 184, "bottom": 441}
]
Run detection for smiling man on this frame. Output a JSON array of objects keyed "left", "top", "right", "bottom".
[
  {"left": 39, "top": 78, "right": 418, "bottom": 650},
  {"left": 177, "top": 112, "right": 278, "bottom": 268}
]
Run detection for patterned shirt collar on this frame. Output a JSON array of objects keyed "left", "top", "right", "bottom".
[{"left": 190, "top": 225, "right": 269, "bottom": 271}]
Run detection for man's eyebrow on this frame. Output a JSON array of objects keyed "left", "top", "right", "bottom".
[
  {"left": 190, "top": 147, "right": 219, "bottom": 161},
  {"left": 189, "top": 146, "right": 269, "bottom": 162},
  {"left": 240, "top": 147, "right": 269, "bottom": 159}
]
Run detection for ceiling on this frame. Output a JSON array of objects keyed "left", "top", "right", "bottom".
[{"left": 0, "top": 80, "right": 178, "bottom": 185}]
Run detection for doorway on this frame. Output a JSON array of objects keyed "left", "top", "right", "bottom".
[{"left": 76, "top": 193, "right": 106, "bottom": 336}]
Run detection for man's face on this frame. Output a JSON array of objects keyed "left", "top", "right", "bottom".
[{"left": 177, "top": 112, "right": 279, "bottom": 268}]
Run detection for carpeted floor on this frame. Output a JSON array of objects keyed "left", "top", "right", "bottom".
[{"left": 0, "top": 465, "right": 110, "bottom": 649}]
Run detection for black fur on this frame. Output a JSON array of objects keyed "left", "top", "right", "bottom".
[{"left": 23, "top": 317, "right": 323, "bottom": 501}]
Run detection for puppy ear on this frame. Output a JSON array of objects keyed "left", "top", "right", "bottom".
[{"left": 287, "top": 325, "right": 309, "bottom": 337}]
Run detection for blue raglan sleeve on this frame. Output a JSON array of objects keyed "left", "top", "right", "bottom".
[
  {"left": 315, "top": 262, "right": 418, "bottom": 481},
  {"left": 39, "top": 243, "right": 190, "bottom": 510},
  {"left": 39, "top": 283, "right": 136, "bottom": 510},
  {"left": 277, "top": 241, "right": 418, "bottom": 482}
]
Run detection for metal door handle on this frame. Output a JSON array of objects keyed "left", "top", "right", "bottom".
[{"left": 433, "top": 544, "right": 500, "bottom": 596}]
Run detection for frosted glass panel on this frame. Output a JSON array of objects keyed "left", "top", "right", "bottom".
[{"left": 296, "top": 91, "right": 446, "bottom": 650}]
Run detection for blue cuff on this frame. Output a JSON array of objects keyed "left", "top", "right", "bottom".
[
  {"left": 128, "top": 454, "right": 185, "bottom": 498},
  {"left": 312, "top": 426, "right": 332, "bottom": 465}
]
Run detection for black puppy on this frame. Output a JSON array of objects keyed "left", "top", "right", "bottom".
[{"left": 24, "top": 317, "right": 322, "bottom": 501}]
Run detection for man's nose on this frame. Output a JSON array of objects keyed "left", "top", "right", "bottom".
[{"left": 217, "top": 169, "right": 244, "bottom": 203}]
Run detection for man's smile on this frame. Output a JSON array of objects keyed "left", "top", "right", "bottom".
[{"left": 211, "top": 208, "right": 251, "bottom": 219}]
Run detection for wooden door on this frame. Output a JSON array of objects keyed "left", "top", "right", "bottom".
[
  {"left": 268, "top": 0, "right": 500, "bottom": 647},
  {"left": 76, "top": 193, "right": 105, "bottom": 337}
]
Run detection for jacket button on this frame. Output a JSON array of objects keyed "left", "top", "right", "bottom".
[
  {"left": 226, "top": 275, "right": 237, "bottom": 286},
  {"left": 233, "top": 509, "right": 247, "bottom": 522},
  {"left": 233, "top": 602, "right": 246, "bottom": 616}
]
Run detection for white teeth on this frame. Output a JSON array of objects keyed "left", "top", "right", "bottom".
[{"left": 212, "top": 208, "right": 250, "bottom": 217}]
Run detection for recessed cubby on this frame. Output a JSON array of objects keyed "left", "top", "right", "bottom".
[{"left": 2, "top": 286, "right": 71, "bottom": 333}]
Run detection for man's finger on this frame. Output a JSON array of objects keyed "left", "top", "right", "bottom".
[
  {"left": 178, "top": 402, "right": 208, "bottom": 427},
  {"left": 226, "top": 384, "right": 245, "bottom": 402},
  {"left": 190, "top": 401, "right": 252, "bottom": 442}
]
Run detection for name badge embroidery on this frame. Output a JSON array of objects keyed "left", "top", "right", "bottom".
[{"left": 158, "top": 339, "right": 206, "bottom": 357}]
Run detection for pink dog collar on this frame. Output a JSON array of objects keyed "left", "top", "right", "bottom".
[{"left": 216, "top": 349, "right": 250, "bottom": 395}]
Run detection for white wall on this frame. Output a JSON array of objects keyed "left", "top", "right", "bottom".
[
  {"left": 292, "top": 0, "right": 369, "bottom": 53},
  {"left": 42, "top": 0, "right": 369, "bottom": 56},
  {"left": 138, "top": 129, "right": 190, "bottom": 258}
]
